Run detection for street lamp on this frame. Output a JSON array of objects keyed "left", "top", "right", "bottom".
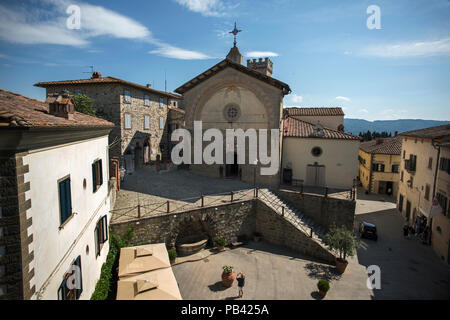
[{"left": 253, "top": 159, "right": 258, "bottom": 187}]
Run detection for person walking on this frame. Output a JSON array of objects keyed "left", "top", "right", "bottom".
[{"left": 236, "top": 272, "right": 245, "bottom": 298}]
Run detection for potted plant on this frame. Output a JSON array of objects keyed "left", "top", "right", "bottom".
[
  {"left": 252, "top": 232, "right": 262, "bottom": 242},
  {"left": 221, "top": 265, "right": 235, "bottom": 287},
  {"left": 317, "top": 280, "right": 330, "bottom": 298},
  {"left": 168, "top": 249, "right": 177, "bottom": 264},
  {"left": 324, "top": 225, "right": 357, "bottom": 273},
  {"left": 216, "top": 237, "right": 226, "bottom": 251}
]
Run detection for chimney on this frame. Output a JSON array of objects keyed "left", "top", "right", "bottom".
[
  {"left": 147, "top": 84, "right": 152, "bottom": 88},
  {"left": 376, "top": 138, "right": 383, "bottom": 145},
  {"left": 46, "top": 91, "right": 75, "bottom": 120},
  {"left": 247, "top": 57, "right": 273, "bottom": 77},
  {"left": 91, "top": 71, "right": 102, "bottom": 79}
]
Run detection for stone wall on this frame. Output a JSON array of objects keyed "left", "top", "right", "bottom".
[
  {"left": 255, "top": 201, "right": 335, "bottom": 264},
  {"left": 275, "top": 189, "right": 355, "bottom": 231},
  {"left": 111, "top": 201, "right": 256, "bottom": 249},
  {"left": 0, "top": 151, "right": 34, "bottom": 300},
  {"left": 111, "top": 197, "right": 336, "bottom": 265}
]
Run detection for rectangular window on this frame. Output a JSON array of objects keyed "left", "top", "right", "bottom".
[
  {"left": 159, "top": 97, "right": 164, "bottom": 109},
  {"left": 124, "top": 114, "right": 131, "bottom": 129},
  {"left": 372, "top": 163, "right": 385, "bottom": 172},
  {"left": 94, "top": 215, "right": 108, "bottom": 257},
  {"left": 425, "top": 184, "right": 430, "bottom": 201},
  {"left": 159, "top": 117, "right": 164, "bottom": 129},
  {"left": 144, "top": 95, "right": 150, "bottom": 106},
  {"left": 392, "top": 165, "right": 399, "bottom": 173},
  {"left": 144, "top": 115, "right": 150, "bottom": 130},
  {"left": 401, "top": 171, "right": 404, "bottom": 182},
  {"left": 403, "top": 150, "right": 406, "bottom": 159},
  {"left": 436, "top": 193, "right": 448, "bottom": 216},
  {"left": 59, "top": 177, "right": 72, "bottom": 225},
  {"left": 124, "top": 90, "right": 131, "bottom": 103},
  {"left": 440, "top": 157, "right": 450, "bottom": 174},
  {"left": 58, "top": 256, "right": 82, "bottom": 300},
  {"left": 92, "top": 159, "right": 103, "bottom": 193},
  {"left": 173, "top": 101, "right": 177, "bottom": 107}
]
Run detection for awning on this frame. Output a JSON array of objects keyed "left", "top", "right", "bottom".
[
  {"left": 118, "top": 244, "right": 171, "bottom": 279},
  {"left": 116, "top": 267, "right": 182, "bottom": 300},
  {"left": 419, "top": 206, "right": 430, "bottom": 218}
]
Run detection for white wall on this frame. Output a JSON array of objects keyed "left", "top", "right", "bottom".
[
  {"left": 282, "top": 137, "right": 360, "bottom": 189},
  {"left": 23, "top": 136, "right": 111, "bottom": 300}
]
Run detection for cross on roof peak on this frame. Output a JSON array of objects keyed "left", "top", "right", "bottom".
[{"left": 229, "top": 22, "right": 242, "bottom": 47}]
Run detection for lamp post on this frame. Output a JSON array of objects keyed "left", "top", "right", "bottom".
[{"left": 253, "top": 159, "right": 258, "bottom": 187}]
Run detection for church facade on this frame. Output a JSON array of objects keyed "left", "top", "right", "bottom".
[{"left": 175, "top": 42, "right": 291, "bottom": 187}]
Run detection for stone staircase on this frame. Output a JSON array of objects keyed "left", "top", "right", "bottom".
[{"left": 257, "top": 188, "right": 329, "bottom": 248}]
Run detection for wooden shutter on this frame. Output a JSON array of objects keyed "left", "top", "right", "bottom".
[
  {"left": 74, "top": 256, "right": 82, "bottom": 299},
  {"left": 92, "top": 162, "right": 97, "bottom": 192},
  {"left": 59, "top": 180, "right": 67, "bottom": 223},
  {"left": 99, "top": 160, "right": 103, "bottom": 186},
  {"left": 101, "top": 215, "right": 108, "bottom": 242},
  {"left": 94, "top": 224, "right": 100, "bottom": 257}
]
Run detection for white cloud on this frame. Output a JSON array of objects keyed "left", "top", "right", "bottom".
[
  {"left": 359, "top": 109, "right": 369, "bottom": 114},
  {"left": 246, "top": 51, "right": 279, "bottom": 58},
  {"left": 291, "top": 94, "right": 303, "bottom": 103},
  {"left": 363, "top": 38, "right": 450, "bottom": 57},
  {"left": 149, "top": 45, "right": 212, "bottom": 60},
  {"left": 0, "top": 1, "right": 211, "bottom": 60},
  {"left": 174, "top": 0, "right": 228, "bottom": 17},
  {"left": 335, "top": 96, "right": 351, "bottom": 102}
]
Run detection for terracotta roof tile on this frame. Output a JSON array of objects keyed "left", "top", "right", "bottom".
[
  {"left": 360, "top": 136, "right": 402, "bottom": 155},
  {"left": 35, "top": 76, "right": 183, "bottom": 100},
  {"left": 285, "top": 107, "right": 345, "bottom": 117},
  {"left": 283, "top": 116, "right": 359, "bottom": 140},
  {"left": 399, "top": 124, "right": 450, "bottom": 140},
  {"left": 175, "top": 59, "right": 291, "bottom": 95},
  {"left": 0, "top": 88, "right": 114, "bottom": 128}
]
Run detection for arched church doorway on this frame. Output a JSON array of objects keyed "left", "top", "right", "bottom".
[{"left": 226, "top": 152, "right": 239, "bottom": 178}]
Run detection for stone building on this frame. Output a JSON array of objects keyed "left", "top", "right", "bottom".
[
  {"left": 35, "top": 72, "right": 183, "bottom": 171},
  {"left": 358, "top": 136, "right": 402, "bottom": 197},
  {"left": 174, "top": 41, "right": 291, "bottom": 187},
  {"left": 282, "top": 108, "right": 360, "bottom": 189},
  {"left": 0, "top": 88, "right": 114, "bottom": 300},
  {"left": 397, "top": 125, "right": 450, "bottom": 226}
]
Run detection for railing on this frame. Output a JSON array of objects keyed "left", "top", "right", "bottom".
[{"left": 281, "top": 181, "right": 356, "bottom": 200}]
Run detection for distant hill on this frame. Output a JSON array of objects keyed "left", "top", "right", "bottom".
[{"left": 344, "top": 119, "right": 450, "bottom": 135}]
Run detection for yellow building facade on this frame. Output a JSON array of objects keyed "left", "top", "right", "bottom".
[{"left": 358, "top": 137, "right": 402, "bottom": 197}]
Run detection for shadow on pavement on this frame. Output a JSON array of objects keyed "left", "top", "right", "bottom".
[
  {"left": 208, "top": 281, "right": 229, "bottom": 292},
  {"left": 304, "top": 263, "right": 342, "bottom": 282}
]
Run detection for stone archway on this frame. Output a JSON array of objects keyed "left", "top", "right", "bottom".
[{"left": 170, "top": 214, "right": 218, "bottom": 255}]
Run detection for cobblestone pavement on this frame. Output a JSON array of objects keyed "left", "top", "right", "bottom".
[
  {"left": 172, "top": 241, "right": 372, "bottom": 300},
  {"left": 354, "top": 188, "right": 450, "bottom": 299}
]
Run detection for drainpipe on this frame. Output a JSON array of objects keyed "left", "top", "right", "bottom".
[{"left": 429, "top": 139, "right": 441, "bottom": 245}]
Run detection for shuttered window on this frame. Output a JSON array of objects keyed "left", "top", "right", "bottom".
[
  {"left": 92, "top": 159, "right": 103, "bottom": 193},
  {"left": 57, "top": 256, "right": 82, "bottom": 300},
  {"left": 144, "top": 94, "right": 150, "bottom": 106},
  {"left": 59, "top": 177, "right": 72, "bottom": 225},
  {"left": 94, "top": 215, "right": 108, "bottom": 257},
  {"left": 124, "top": 90, "right": 131, "bottom": 103},
  {"left": 144, "top": 115, "right": 150, "bottom": 130},
  {"left": 159, "top": 97, "right": 164, "bottom": 109},
  {"left": 159, "top": 117, "right": 164, "bottom": 129}
]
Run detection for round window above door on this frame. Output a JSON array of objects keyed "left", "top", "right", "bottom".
[
  {"left": 311, "top": 146, "right": 323, "bottom": 157},
  {"left": 223, "top": 104, "right": 241, "bottom": 122}
]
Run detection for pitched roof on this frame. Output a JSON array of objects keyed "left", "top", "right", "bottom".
[
  {"left": 283, "top": 116, "right": 360, "bottom": 140},
  {"left": 0, "top": 88, "right": 114, "bottom": 128},
  {"left": 174, "top": 58, "right": 291, "bottom": 95},
  {"left": 34, "top": 76, "right": 183, "bottom": 100},
  {"left": 285, "top": 107, "right": 345, "bottom": 117},
  {"left": 399, "top": 124, "right": 450, "bottom": 140},
  {"left": 360, "top": 136, "right": 402, "bottom": 155}
]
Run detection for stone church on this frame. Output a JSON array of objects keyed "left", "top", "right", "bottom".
[{"left": 175, "top": 28, "right": 291, "bottom": 187}]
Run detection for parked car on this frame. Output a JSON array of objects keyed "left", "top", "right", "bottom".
[{"left": 359, "top": 221, "right": 378, "bottom": 241}]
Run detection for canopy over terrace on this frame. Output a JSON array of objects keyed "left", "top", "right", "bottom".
[
  {"left": 118, "top": 244, "right": 171, "bottom": 279},
  {"left": 116, "top": 267, "right": 182, "bottom": 300}
]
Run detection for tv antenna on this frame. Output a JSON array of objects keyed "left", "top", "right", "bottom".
[{"left": 82, "top": 66, "right": 95, "bottom": 75}]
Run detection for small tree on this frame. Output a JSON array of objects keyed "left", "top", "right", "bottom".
[
  {"left": 324, "top": 225, "right": 357, "bottom": 261},
  {"left": 73, "top": 93, "right": 96, "bottom": 117}
]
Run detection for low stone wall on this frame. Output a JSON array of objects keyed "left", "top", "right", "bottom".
[
  {"left": 275, "top": 189, "right": 355, "bottom": 231},
  {"left": 111, "top": 200, "right": 256, "bottom": 249},
  {"left": 255, "top": 201, "right": 335, "bottom": 264},
  {"left": 111, "top": 197, "right": 336, "bottom": 265}
]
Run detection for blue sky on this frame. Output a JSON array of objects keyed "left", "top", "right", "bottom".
[{"left": 0, "top": 0, "right": 449, "bottom": 121}]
